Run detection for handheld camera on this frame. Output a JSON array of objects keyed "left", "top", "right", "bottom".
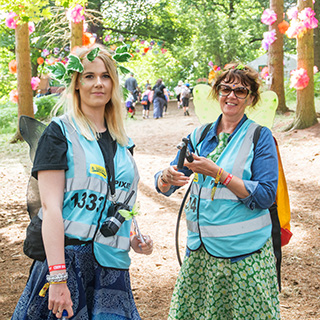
[{"left": 177, "top": 138, "right": 194, "bottom": 170}]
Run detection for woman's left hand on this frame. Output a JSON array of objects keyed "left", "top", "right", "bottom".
[
  {"left": 131, "top": 235, "right": 153, "bottom": 255},
  {"left": 184, "top": 153, "right": 219, "bottom": 177}
]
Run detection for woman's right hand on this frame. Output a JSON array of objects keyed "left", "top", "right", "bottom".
[{"left": 48, "top": 282, "right": 73, "bottom": 319}]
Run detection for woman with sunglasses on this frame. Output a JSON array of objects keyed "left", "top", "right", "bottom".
[{"left": 155, "top": 63, "right": 280, "bottom": 319}]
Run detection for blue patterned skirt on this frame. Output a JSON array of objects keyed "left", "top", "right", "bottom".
[{"left": 11, "top": 244, "right": 141, "bottom": 320}]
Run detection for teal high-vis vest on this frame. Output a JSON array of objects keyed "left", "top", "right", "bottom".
[
  {"left": 47, "top": 116, "right": 139, "bottom": 269},
  {"left": 187, "top": 119, "right": 272, "bottom": 258}
]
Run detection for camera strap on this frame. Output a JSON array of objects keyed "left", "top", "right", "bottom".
[{"left": 97, "top": 128, "right": 117, "bottom": 199}]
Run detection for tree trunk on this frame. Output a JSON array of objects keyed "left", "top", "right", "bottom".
[
  {"left": 268, "top": 0, "right": 288, "bottom": 113},
  {"left": 71, "top": 21, "right": 84, "bottom": 50},
  {"left": 11, "top": 23, "right": 34, "bottom": 143},
  {"left": 287, "top": 0, "right": 318, "bottom": 130},
  {"left": 314, "top": 0, "right": 320, "bottom": 69}
]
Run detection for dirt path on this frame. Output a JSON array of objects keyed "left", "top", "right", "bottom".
[{"left": 1, "top": 101, "right": 319, "bottom": 319}]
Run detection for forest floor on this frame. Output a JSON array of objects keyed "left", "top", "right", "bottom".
[{"left": 0, "top": 100, "right": 319, "bottom": 320}]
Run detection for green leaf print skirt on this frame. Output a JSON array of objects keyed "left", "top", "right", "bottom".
[{"left": 168, "top": 237, "right": 280, "bottom": 320}]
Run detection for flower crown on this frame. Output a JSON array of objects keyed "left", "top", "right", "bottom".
[{"left": 47, "top": 45, "right": 131, "bottom": 87}]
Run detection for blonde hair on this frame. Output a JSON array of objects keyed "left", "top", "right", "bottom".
[{"left": 53, "top": 44, "right": 128, "bottom": 146}]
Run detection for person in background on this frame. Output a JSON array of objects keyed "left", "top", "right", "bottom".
[
  {"left": 180, "top": 83, "right": 190, "bottom": 116},
  {"left": 141, "top": 85, "right": 152, "bottom": 119},
  {"left": 125, "top": 72, "right": 138, "bottom": 105},
  {"left": 11, "top": 44, "right": 153, "bottom": 320},
  {"left": 36, "top": 89, "right": 42, "bottom": 98},
  {"left": 126, "top": 92, "right": 136, "bottom": 118},
  {"left": 152, "top": 78, "right": 169, "bottom": 119},
  {"left": 174, "top": 80, "right": 183, "bottom": 109},
  {"left": 144, "top": 79, "right": 151, "bottom": 90},
  {"left": 155, "top": 63, "right": 280, "bottom": 319},
  {"left": 45, "top": 87, "right": 52, "bottom": 95}
]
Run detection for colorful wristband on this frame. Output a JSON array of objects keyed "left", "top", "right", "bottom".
[
  {"left": 49, "top": 264, "right": 66, "bottom": 272},
  {"left": 211, "top": 167, "right": 224, "bottom": 200},
  {"left": 160, "top": 173, "right": 169, "bottom": 187},
  {"left": 222, "top": 174, "right": 233, "bottom": 186}
]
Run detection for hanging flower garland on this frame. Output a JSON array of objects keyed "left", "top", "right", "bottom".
[{"left": 260, "top": 3, "right": 318, "bottom": 90}]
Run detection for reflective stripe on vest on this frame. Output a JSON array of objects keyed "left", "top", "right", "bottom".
[
  {"left": 95, "top": 231, "right": 130, "bottom": 251},
  {"left": 187, "top": 212, "right": 271, "bottom": 237}
]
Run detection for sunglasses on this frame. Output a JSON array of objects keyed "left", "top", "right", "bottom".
[{"left": 217, "top": 84, "right": 251, "bottom": 99}]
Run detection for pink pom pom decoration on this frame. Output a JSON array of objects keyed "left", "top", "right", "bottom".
[
  {"left": 31, "top": 77, "right": 41, "bottom": 91},
  {"left": 28, "top": 22, "right": 35, "bottom": 35},
  {"left": 5, "top": 12, "right": 18, "bottom": 29},
  {"left": 261, "top": 30, "right": 277, "bottom": 51},
  {"left": 67, "top": 4, "right": 85, "bottom": 23},
  {"left": 290, "top": 68, "right": 309, "bottom": 90},
  {"left": 261, "top": 9, "right": 277, "bottom": 25}
]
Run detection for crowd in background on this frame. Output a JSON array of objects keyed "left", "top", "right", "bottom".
[{"left": 124, "top": 73, "right": 192, "bottom": 119}]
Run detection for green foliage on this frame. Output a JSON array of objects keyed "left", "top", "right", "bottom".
[
  {"left": 314, "top": 72, "right": 320, "bottom": 98},
  {"left": 284, "top": 77, "right": 296, "bottom": 102},
  {"left": 34, "top": 94, "right": 60, "bottom": 120},
  {"left": 0, "top": 101, "right": 18, "bottom": 134}
]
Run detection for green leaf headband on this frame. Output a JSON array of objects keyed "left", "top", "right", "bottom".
[{"left": 47, "top": 45, "right": 132, "bottom": 87}]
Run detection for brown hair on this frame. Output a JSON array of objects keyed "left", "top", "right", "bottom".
[{"left": 211, "top": 63, "right": 261, "bottom": 107}]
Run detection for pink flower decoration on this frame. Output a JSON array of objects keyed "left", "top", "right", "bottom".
[
  {"left": 299, "top": 8, "right": 318, "bottom": 30},
  {"left": 9, "top": 89, "right": 18, "bottom": 103},
  {"left": 286, "top": 19, "right": 307, "bottom": 39},
  {"left": 208, "top": 61, "right": 214, "bottom": 67},
  {"left": 261, "top": 9, "right": 277, "bottom": 25},
  {"left": 31, "top": 77, "right": 41, "bottom": 91},
  {"left": 5, "top": 12, "right": 18, "bottom": 29},
  {"left": 261, "top": 30, "right": 277, "bottom": 51},
  {"left": 104, "top": 35, "right": 111, "bottom": 42},
  {"left": 290, "top": 68, "right": 309, "bottom": 90},
  {"left": 28, "top": 22, "right": 35, "bottom": 35},
  {"left": 314, "top": 66, "right": 319, "bottom": 74},
  {"left": 287, "top": 7, "right": 298, "bottom": 20},
  {"left": 67, "top": 4, "right": 85, "bottom": 24}
]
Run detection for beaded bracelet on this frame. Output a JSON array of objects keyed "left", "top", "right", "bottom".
[{"left": 46, "top": 272, "right": 68, "bottom": 283}]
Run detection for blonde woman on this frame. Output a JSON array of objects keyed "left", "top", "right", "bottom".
[{"left": 12, "top": 44, "right": 153, "bottom": 320}]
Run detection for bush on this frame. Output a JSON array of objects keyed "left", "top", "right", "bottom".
[
  {"left": 34, "top": 94, "right": 60, "bottom": 120},
  {"left": 0, "top": 101, "right": 18, "bottom": 134},
  {"left": 314, "top": 72, "right": 320, "bottom": 98}
]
